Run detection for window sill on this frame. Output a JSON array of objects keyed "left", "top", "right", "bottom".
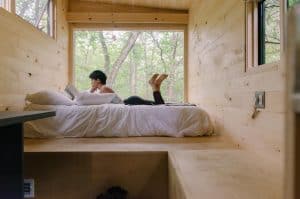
[
  {"left": 0, "top": 6, "right": 9, "bottom": 13},
  {"left": 245, "top": 61, "right": 279, "bottom": 75}
]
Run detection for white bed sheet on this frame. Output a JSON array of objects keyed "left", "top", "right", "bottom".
[{"left": 24, "top": 104, "right": 214, "bottom": 138}]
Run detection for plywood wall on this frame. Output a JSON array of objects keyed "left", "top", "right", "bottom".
[
  {"left": 188, "top": 0, "right": 285, "bottom": 161},
  {"left": 68, "top": 0, "right": 190, "bottom": 11},
  {"left": 66, "top": 0, "right": 188, "bottom": 25},
  {"left": 68, "top": 0, "right": 188, "bottom": 13},
  {"left": 0, "top": 1, "right": 69, "bottom": 111}
]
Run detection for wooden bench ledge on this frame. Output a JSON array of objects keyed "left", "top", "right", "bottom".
[{"left": 169, "top": 150, "right": 284, "bottom": 199}]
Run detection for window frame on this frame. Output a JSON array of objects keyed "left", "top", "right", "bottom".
[
  {"left": 287, "top": 0, "right": 300, "bottom": 7},
  {"left": 1, "top": 0, "right": 56, "bottom": 38},
  {"left": 0, "top": 0, "right": 12, "bottom": 11},
  {"left": 69, "top": 24, "right": 188, "bottom": 102},
  {"left": 245, "top": 0, "right": 282, "bottom": 72},
  {"left": 258, "top": 1, "right": 266, "bottom": 65}
]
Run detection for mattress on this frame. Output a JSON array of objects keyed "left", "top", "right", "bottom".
[{"left": 24, "top": 104, "right": 214, "bottom": 138}]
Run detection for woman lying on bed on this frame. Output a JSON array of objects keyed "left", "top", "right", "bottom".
[{"left": 89, "top": 70, "right": 168, "bottom": 105}]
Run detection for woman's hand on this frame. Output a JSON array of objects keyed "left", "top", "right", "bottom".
[
  {"left": 90, "top": 79, "right": 100, "bottom": 93},
  {"left": 90, "top": 86, "right": 97, "bottom": 93}
]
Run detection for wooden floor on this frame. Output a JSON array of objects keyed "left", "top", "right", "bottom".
[{"left": 24, "top": 136, "right": 236, "bottom": 152}]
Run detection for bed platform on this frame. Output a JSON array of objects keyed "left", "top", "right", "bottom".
[
  {"left": 24, "top": 137, "right": 283, "bottom": 199},
  {"left": 24, "top": 136, "right": 234, "bottom": 152}
]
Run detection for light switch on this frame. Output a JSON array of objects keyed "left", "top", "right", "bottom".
[{"left": 255, "top": 91, "right": 265, "bottom": 109}]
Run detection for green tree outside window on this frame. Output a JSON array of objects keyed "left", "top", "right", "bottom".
[{"left": 74, "top": 31, "right": 185, "bottom": 103}]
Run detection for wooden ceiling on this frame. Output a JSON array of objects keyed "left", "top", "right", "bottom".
[{"left": 79, "top": 0, "right": 191, "bottom": 10}]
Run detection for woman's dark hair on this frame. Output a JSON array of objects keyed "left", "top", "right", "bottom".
[{"left": 89, "top": 70, "right": 107, "bottom": 85}]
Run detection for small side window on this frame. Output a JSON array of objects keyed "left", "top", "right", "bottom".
[
  {"left": 15, "top": 0, "right": 54, "bottom": 37},
  {"left": 257, "top": 0, "right": 280, "bottom": 65},
  {"left": 246, "top": 0, "right": 280, "bottom": 70}
]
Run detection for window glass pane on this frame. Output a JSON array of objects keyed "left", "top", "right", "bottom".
[
  {"left": 74, "top": 31, "right": 185, "bottom": 103},
  {"left": 38, "top": 8, "right": 49, "bottom": 34},
  {"left": 0, "top": 0, "right": 3, "bottom": 8},
  {"left": 260, "top": 0, "right": 281, "bottom": 64},
  {"left": 289, "top": 0, "right": 300, "bottom": 7},
  {"left": 16, "top": 0, "right": 51, "bottom": 35}
]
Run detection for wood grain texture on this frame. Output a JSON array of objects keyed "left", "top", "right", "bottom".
[
  {"left": 188, "top": 0, "right": 285, "bottom": 161},
  {"left": 169, "top": 150, "right": 284, "bottom": 199},
  {"left": 71, "top": 0, "right": 191, "bottom": 10},
  {"left": 68, "top": 0, "right": 188, "bottom": 13},
  {"left": 67, "top": 1, "right": 188, "bottom": 25},
  {"left": 168, "top": 154, "right": 187, "bottom": 199},
  {"left": 66, "top": 12, "right": 189, "bottom": 24},
  {"left": 70, "top": 23, "right": 187, "bottom": 30},
  {"left": 285, "top": 5, "right": 299, "bottom": 199},
  {"left": 0, "top": 0, "right": 69, "bottom": 111},
  {"left": 24, "top": 136, "right": 236, "bottom": 152}
]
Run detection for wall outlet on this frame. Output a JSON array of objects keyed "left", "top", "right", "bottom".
[
  {"left": 24, "top": 179, "right": 35, "bottom": 198},
  {"left": 255, "top": 91, "right": 265, "bottom": 109}
]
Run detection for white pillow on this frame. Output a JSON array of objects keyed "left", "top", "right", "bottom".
[
  {"left": 26, "top": 90, "right": 75, "bottom": 106},
  {"left": 74, "top": 92, "right": 121, "bottom": 105}
]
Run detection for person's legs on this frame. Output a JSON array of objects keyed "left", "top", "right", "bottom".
[
  {"left": 153, "top": 91, "right": 165, "bottom": 104},
  {"left": 124, "top": 74, "right": 168, "bottom": 105},
  {"left": 123, "top": 96, "right": 155, "bottom": 105},
  {"left": 149, "top": 74, "right": 168, "bottom": 104}
]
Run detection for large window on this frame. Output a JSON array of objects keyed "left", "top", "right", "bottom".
[
  {"left": 15, "top": 0, "right": 54, "bottom": 36},
  {"left": 246, "top": 0, "right": 281, "bottom": 69},
  {"left": 73, "top": 30, "right": 185, "bottom": 102}
]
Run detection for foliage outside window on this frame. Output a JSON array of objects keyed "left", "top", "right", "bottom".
[
  {"left": 74, "top": 30, "right": 185, "bottom": 102},
  {"left": 16, "top": 0, "right": 54, "bottom": 36},
  {"left": 258, "top": 0, "right": 280, "bottom": 65},
  {"left": 246, "top": 0, "right": 280, "bottom": 69},
  {"left": 288, "top": 0, "right": 300, "bottom": 7}
]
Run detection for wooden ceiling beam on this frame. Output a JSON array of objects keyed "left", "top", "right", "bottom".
[
  {"left": 68, "top": 0, "right": 188, "bottom": 13},
  {"left": 66, "top": 12, "right": 189, "bottom": 24},
  {"left": 75, "top": 0, "right": 191, "bottom": 10}
]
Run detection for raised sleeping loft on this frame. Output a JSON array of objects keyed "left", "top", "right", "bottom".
[
  {"left": 23, "top": 90, "right": 214, "bottom": 138},
  {"left": 24, "top": 104, "right": 213, "bottom": 138}
]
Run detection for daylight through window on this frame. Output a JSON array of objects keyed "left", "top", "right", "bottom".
[
  {"left": 288, "top": 0, "right": 300, "bottom": 7},
  {"left": 258, "top": 0, "right": 280, "bottom": 65},
  {"left": 246, "top": 0, "right": 281, "bottom": 69},
  {"left": 74, "top": 30, "right": 185, "bottom": 102},
  {"left": 16, "top": 0, "right": 54, "bottom": 36},
  {"left": 0, "top": 0, "right": 6, "bottom": 9}
]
